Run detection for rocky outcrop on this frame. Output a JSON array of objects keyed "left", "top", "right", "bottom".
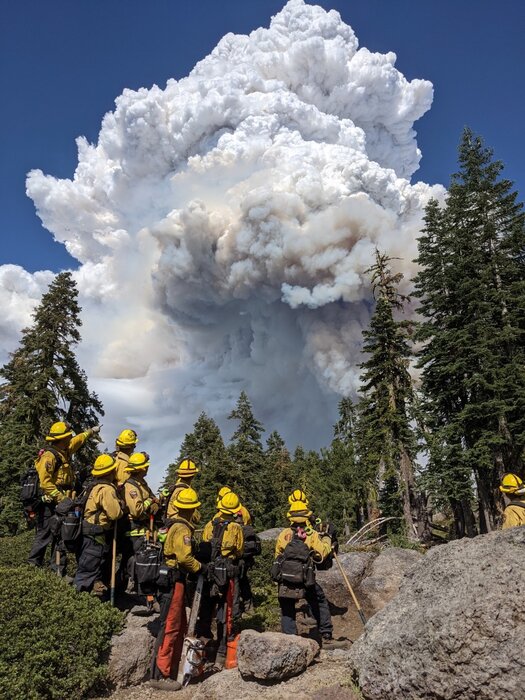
[
  {"left": 316, "top": 548, "right": 422, "bottom": 616},
  {"left": 237, "top": 630, "right": 319, "bottom": 680},
  {"left": 348, "top": 527, "right": 525, "bottom": 700},
  {"left": 107, "top": 606, "right": 156, "bottom": 688},
  {"left": 258, "top": 527, "right": 284, "bottom": 540}
]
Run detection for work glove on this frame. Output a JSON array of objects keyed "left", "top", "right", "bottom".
[
  {"left": 149, "top": 502, "right": 160, "bottom": 515},
  {"left": 89, "top": 425, "right": 102, "bottom": 436},
  {"left": 41, "top": 494, "right": 53, "bottom": 504}
]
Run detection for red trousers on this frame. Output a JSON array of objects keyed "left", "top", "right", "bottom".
[{"left": 155, "top": 581, "right": 187, "bottom": 679}]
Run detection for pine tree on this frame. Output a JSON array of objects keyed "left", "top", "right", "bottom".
[
  {"left": 414, "top": 128, "right": 525, "bottom": 533},
  {"left": 0, "top": 272, "right": 103, "bottom": 534},
  {"left": 265, "top": 430, "right": 295, "bottom": 528},
  {"left": 227, "top": 391, "right": 268, "bottom": 526},
  {"left": 164, "top": 412, "right": 233, "bottom": 524},
  {"left": 358, "top": 250, "right": 427, "bottom": 540}
]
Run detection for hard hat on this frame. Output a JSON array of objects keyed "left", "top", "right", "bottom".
[
  {"left": 216, "top": 485, "right": 232, "bottom": 506},
  {"left": 45, "top": 421, "right": 73, "bottom": 442},
  {"left": 172, "top": 487, "right": 201, "bottom": 510},
  {"left": 218, "top": 492, "right": 241, "bottom": 515},
  {"left": 499, "top": 473, "right": 525, "bottom": 495},
  {"left": 126, "top": 452, "right": 150, "bottom": 472},
  {"left": 287, "top": 500, "right": 312, "bottom": 522},
  {"left": 116, "top": 429, "right": 138, "bottom": 447},
  {"left": 91, "top": 454, "right": 116, "bottom": 477},
  {"left": 176, "top": 458, "right": 199, "bottom": 477},
  {"left": 288, "top": 489, "right": 308, "bottom": 505}
]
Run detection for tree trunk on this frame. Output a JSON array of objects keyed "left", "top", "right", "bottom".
[{"left": 450, "top": 497, "right": 477, "bottom": 539}]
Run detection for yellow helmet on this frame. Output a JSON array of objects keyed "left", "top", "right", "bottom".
[
  {"left": 126, "top": 452, "right": 150, "bottom": 472},
  {"left": 499, "top": 473, "right": 525, "bottom": 495},
  {"left": 288, "top": 489, "right": 309, "bottom": 505},
  {"left": 45, "top": 421, "right": 73, "bottom": 442},
  {"left": 286, "top": 500, "right": 312, "bottom": 522},
  {"left": 116, "top": 429, "right": 138, "bottom": 447},
  {"left": 172, "top": 487, "right": 201, "bottom": 510},
  {"left": 216, "top": 486, "right": 232, "bottom": 506},
  {"left": 218, "top": 492, "right": 241, "bottom": 515},
  {"left": 92, "top": 454, "right": 116, "bottom": 477},
  {"left": 176, "top": 458, "right": 199, "bottom": 477}
]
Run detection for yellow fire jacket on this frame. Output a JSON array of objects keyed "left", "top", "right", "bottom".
[
  {"left": 166, "top": 477, "right": 195, "bottom": 520},
  {"left": 202, "top": 516, "right": 244, "bottom": 559},
  {"left": 124, "top": 475, "right": 156, "bottom": 531},
  {"left": 35, "top": 431, "right": 91, "bottom": 502},
  {"left": 275, "top": 527, "right": 332, "bottom": 563},
  {"left": 84, "top": 481, "right": 123, "bottom": 531},
  {"left": 114, "top": 450, "right": 131, "bottom": 486},
  {"left": 164, "top": 516, "right": 202, "bottom": 574},
  {"left": 502, "top": 499, "right": 525, "bottom": 529}
]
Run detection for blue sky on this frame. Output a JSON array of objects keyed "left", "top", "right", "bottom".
[{"left": 1, "top": 0, "right": 524, "bottom": 273}]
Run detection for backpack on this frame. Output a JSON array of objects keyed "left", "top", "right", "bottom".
[
  {"left": 242, "top": 524, "right": 262, "bottom": 558},
  {"left": 60, "top": 478, "right": 97, "bottom": 551},
  {"left": 134, "top": 541, "right": 163, "bottom": 594},
  {"left": 208, "top": 519, "right": 239, "bottom": 590},
  {"left": 19, "top": 448, "right": 63, "bottom": 521},
  {"left": 271, "top": 529, "right": 316, "bottom": 593}
]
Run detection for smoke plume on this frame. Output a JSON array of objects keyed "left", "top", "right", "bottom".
[{"left": 2, "top": 0, "right": 445, "bottom": 484}]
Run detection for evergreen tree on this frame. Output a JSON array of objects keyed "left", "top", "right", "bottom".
[
  {"left": 227, "top": 391, "right": 268, "bottom": 526},
  {"left": 358, "top": 250, "right": 428, "bottom": 540},
  {"left": 265, "top": 430, "right": 295, "bottom": 528},
  {"left": 414, "top": 128, "right": 525, "bottom": 533},
  {"left": 164, "top": 412, "right": 233, "bottom": 524},
  {"left": 0, "top": 272, "right": 103, "bottom": 534}
]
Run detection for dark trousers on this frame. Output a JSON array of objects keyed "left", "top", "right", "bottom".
[
  {"left": 27, "top": 504, "right": 67, "bottom": 576},
  {"left": 216, "top": 578, "right": 240, "bottom": 658},
  {"left": 279, "top": 582, "right": 332, "bottom": 636},
  {"left": 151, "top": 580, "right": 187, "bottom": 680},
  {"left": 73, "top": 532, "right": 111, "bottom": 593}
]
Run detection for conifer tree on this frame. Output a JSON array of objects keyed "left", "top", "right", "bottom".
[
  {"left": 265, "top": 430, "right": 295, "bottom": 527},
  {"left": 358, "top": 250, "right": 427, "bottom": 540},
  {"left": 227, "top": 391, "right": 268, "bottom": 525},
  {"left": 164, "top": 412, "right": 233, "bottom": 523},
  {"left": 414, "top": 128, "right": 525, "bottom": 533},
  {"left": 0, "top": 272, "right": 103, "bottom": 534}
]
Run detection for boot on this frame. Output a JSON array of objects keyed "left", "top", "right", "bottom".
[{"left": 148, "top": 677, "right": 182, "bottom": 691}]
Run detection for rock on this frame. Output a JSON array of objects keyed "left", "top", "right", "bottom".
[
  {"left": 237, "top": 630, "right": 319, "bottom": 681},
  {"left": 348, "top": 528, "right": 525, "bottom": 700},
  {"left": 358, "top": 547, "right": 422, "bottom": 613},
  {"left": 258, "top": 527, "right": 284, "bottom": 540},
  {"left": 107, "top": 606, "right": 156, "bottom": 688},
  {"left": 316, "top": 552, "right": 374, "bottom": 609}
]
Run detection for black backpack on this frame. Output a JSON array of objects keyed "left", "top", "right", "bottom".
[
  {"left": 208, "top": 519, "right": 239, "bottom": 590},
  {"left": 134, "top": 541, "right": 163, "bottom": 594},
  {"left": 60, "top": 478, "right": 97, "bottom": 551},
  {"left": 271, "top": 529, "right": 315, "bottom": 590},
  {"left": 242, "top": 524, "right": 262, "bottom": 558}
]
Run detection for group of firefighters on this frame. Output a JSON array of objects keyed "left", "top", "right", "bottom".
[
  {"left": 25, "top": 421, "right": 344, "bottom": 691},
  {"left": 25, "top": 421, "right": 525, "bottom": 690}
]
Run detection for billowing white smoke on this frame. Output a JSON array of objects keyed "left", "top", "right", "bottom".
[{"left": 3, "top": 0, "right": 445, "bottom": 485}]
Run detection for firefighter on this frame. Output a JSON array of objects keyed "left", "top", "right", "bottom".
[
  {"left": 150, "top": 487, "right": 206, "bottom": 691},
  {"left": 165, "top": 459, "right": 199, "bottom": 522},
  {"left": 274, "top": 500, "right": 333, "bottom": 642},
  {"left": 202, "top": 491, "right": 244, "bottom": 669},
  {"left": 27, "top": 420, "right": 101, "bottom": 575},
  {"left": 287, "top": 489, "right": 336, "bottom": 642},
  {"left": 113, "top": 429, "right": 138, "bottom": 486},
  {"left": 73, "top": 454, "right": 123, "bottom": 594},
  {"left": 500, "top": 473, "right": 525, "bottom": 528},
  {"left": 215, "top": 486, "right": 252, "bottom": 525},
  {"left": 122, "top": 452, "right": 159, "bottom": 589}
]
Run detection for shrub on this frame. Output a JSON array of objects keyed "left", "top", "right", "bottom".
[
  {"left": 0, "top": 565, "right": 123, "bottom": 699},
  {"left": 240, "top": 539, "right": 280, "bottom": 631},
  {"left": 0, "top": 529, "right": 33, "bottom": 567}
]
